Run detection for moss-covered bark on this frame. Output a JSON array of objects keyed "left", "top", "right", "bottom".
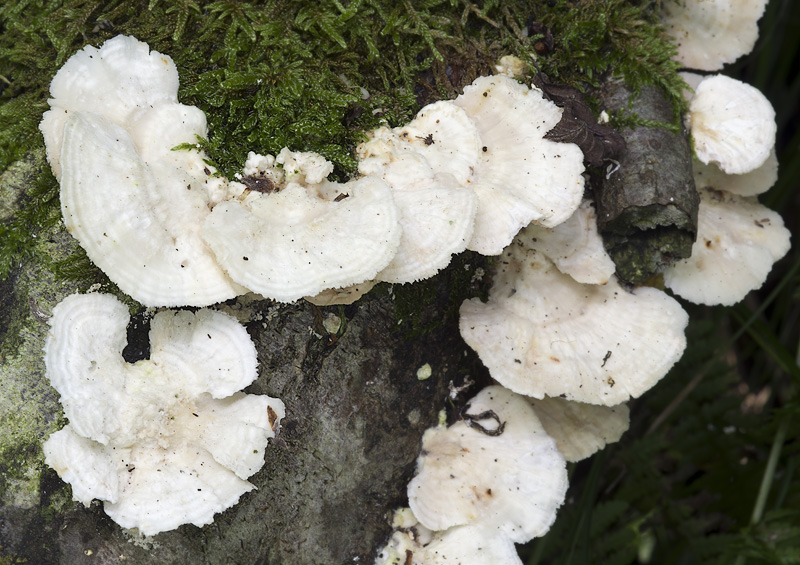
[
  {"left": 594, "top": 79, "right": 699, "bottom": 284},
  {"left": 0, "top": 157, "right": 490, "bottom": 562}
]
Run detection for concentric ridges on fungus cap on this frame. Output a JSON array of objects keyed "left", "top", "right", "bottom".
[
  {"left": 203, "top": 173, "right": 401, "bottom": 302},
  {"left": 42, "top": 293, "right": 286, "bottom": 536},
  {"left": 147, "top": 308, "right": 259, "bottom": 399},
  {"left": 374, "top": 175, "right": 477, "bottom": 283},
  {"left": 459, "top": 246, "right": 688, "bottom": 405},
  {"left": 191, "top": 392, "right": 285, "bottom": 479},
  {"left": 40, "top": 34, "right": 180, "bottom": 178},
  {"left": 453, "top": 75, "right": 585, "bottom": 255},
  {"left": 44, "top": 293, "right": 129, "bottom": 444},
  {"left": 518, "top": 199, "right": 616, "bottom": 285},
  {"left": 103, "top": 446, "right": 255, "bottom": 536},
  {"left": 661, "top": 0, "right": 768, "bottom": 71},
  {"left": 356, "top": 104, "right": 480, "bottom": 284},
  {"left": 663, "top": 187, "right": 791, "bottom": 306},
  {"left": 687, "top": 75, "right": 776, "bottom": 175},
  {"left": 43, "top": 427, "right": 121, "bottom": 505},
  {"left": 407, "top": 385, "right": 568, "bottom": 542},
  {"left": 59, "top": 112, "right": 243, "bottom": 307},
  {"left": 389, "top": 100, "right": 483, "bottom": 185}
]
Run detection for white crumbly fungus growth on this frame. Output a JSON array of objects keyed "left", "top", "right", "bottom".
[
  {"left": 528, "top": 397, "right": 630, "bottom": 462},
  {"left": 661, "top": 0, "right": 768, "bottom": 71},
  {"left": 517, "top": 199, "right": 616, "bottom": 285},
  {"left": 203, "top": 150, "right": 402, "bottom": 302},
  {"left": 493, "top": 55, "right": 529, "bottom": 79},
  {"left": 460, "top": 245, "right": 688, "bottom": 405},
  {"left": 375, "top": 511, "right": 522, "bottom": 565},
  {"left": 686, "top": 74, "right": 776, "bottom": 175},
  {"left": 453, "top": 75, "right": 585, "bottom": 254},
  {"left": 407, "top": 386, "right": 567, "bottom": 541},
  {"left": 40, "top": 35, "right": 243, "bottom": 307},
  {"left": 663, "top": 188, "right": 790, "bottom": 306},
  {"left": 42, "top": 293, "right": 285, "bottom": 536},
  {"left": 416, "top": 363, "right": 432, "bottom": 381}
]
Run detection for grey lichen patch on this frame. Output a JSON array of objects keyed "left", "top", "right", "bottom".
[
  {"left": 0, "top": 176, "right": 90, "bottom": 540},
  {"left": 0, "top": 149, "right": 44, "bottom": 222}
]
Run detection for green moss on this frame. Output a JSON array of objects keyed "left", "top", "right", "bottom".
[
  {"left": 0, "top": 151, "right": 60, "bottom": 281},
  {"left": 0, "top": 0, "right": 689, "bottom": 283},
  {"left": 391, "top": 250, "right": 491, "bottom": 338},
  {"left": 533, "top": 0, "right": 688, "bottom": 121}
]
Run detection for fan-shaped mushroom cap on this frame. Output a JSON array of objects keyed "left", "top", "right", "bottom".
[
  {"left": 460, "top": 245, "right": 688, "bottom": 405},
  {"left": 517, "top": 199, "right": 616, "bottom": 285},
  {"left": 357, "top": 104, "right": 480, "bottom": 283},
  {"left": 40, "top": 35, "right": 179, "bottom": 179},
  {"left": 203, "top": 151, "right": 401, "bottom": 302},
  {"left": 663, "top": 188, "right": 790, "bottom": 306},
  {"left": 41, "top": 36, "right": 242, "bottom": 306},
  {"left": 58, "top": 112, "right": 243, "bottom": 306},
  {"left": 42, "top": 293, "right": 285, "bottom": 535},
  {"left": 529, "top": 397, "right": 630, "bottom": 462},
  {"left": 374, "top": 177, "right": 477, "bottom": 283},
  {"left": 453, "top": 75, "right": 585, "bottom": 254},
  {"left": 692, "top": 150, "right": 778, "bottom": 197},
  {"left": 661, "top": 0, "right": 768, "bottom": 71},
  {"left": 687, "top": 75, "right": 776, "bottom": 175},
  {"left": 407, "top": 386, "right": 567, "bottom": 542}
]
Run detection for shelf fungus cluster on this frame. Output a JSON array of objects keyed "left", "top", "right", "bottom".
[
  {"left": 653, "top": 4, "right": 791, "bottom": 306},
  {"left": 376, "top": 387, "right": 569, "bottom": 565},
  {"left": 660, "top": 0, "right": 769, "bottom": 71},
  {"left": 36, "top": 20, "right": 790, "bottom": 558},
  {"left": 41, "top": 294, "right": 285, "bottom": 536},
  {"left": 40, "top": 35, "right": 585, "bottom": 307},
  {"left": 660, "top": 74, "right": 790, "bottom": 306},
  {"left": 460, "top": 211, "right": 689, "bottom": 406}
]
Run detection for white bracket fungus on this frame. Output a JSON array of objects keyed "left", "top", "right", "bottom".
[
  {"left": 40, "top": 35, "right": 243, "bottom": 307},
  {"left": 357, "top": 103, "right": 480, "bottom": 283},
  {"left": 42, "top": 293, "right": 285, "bottom": 536},
  {"left": 663, "top": 188, "right": 790, "bottom": 306},
  {"left": 661, "top": 0, "right": 768, "bottom": 71},
  {"left": 453, "top": 75, "right": 585, "bottom": 254},
  {"left": 528, "top": 397, "right": 630, "bottom": 462},
  {"left": 460, "top": 245, "right": 688, "bottom": 405},
  {"left": 516, "top": 199, "right": 616, "bottom": 285},
  {"left": 203, "top": 150, "right": 402, "bottom": 302},
  {"left": 686, "top": 74, "right": 776, "bottom": 175},
  {"left": 407, "top": 386, "right": 567, "bottom": 542},
  {"left": 358, "top": 75, "right": 585, "bottom": 261},
  {"left": 376, "top": 510, "right": 523, "bottom": 565},
  {"left": 693, "top": 150, "right": 778, "bottom": 198}
]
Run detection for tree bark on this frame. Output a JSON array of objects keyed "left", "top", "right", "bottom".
[
  {"left": 594, "top": 78, "right": 699, "bottom": 284},
  {"left": 0, "top": 150, "right": 489, "bottom": 564}
]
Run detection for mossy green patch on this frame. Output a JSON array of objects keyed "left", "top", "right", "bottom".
[
  {"left": 532, "top": 0, "right": 688, "bottom": 122},
  {"left": 1, "top": 0, "right": 688, "bottom": 284}
]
